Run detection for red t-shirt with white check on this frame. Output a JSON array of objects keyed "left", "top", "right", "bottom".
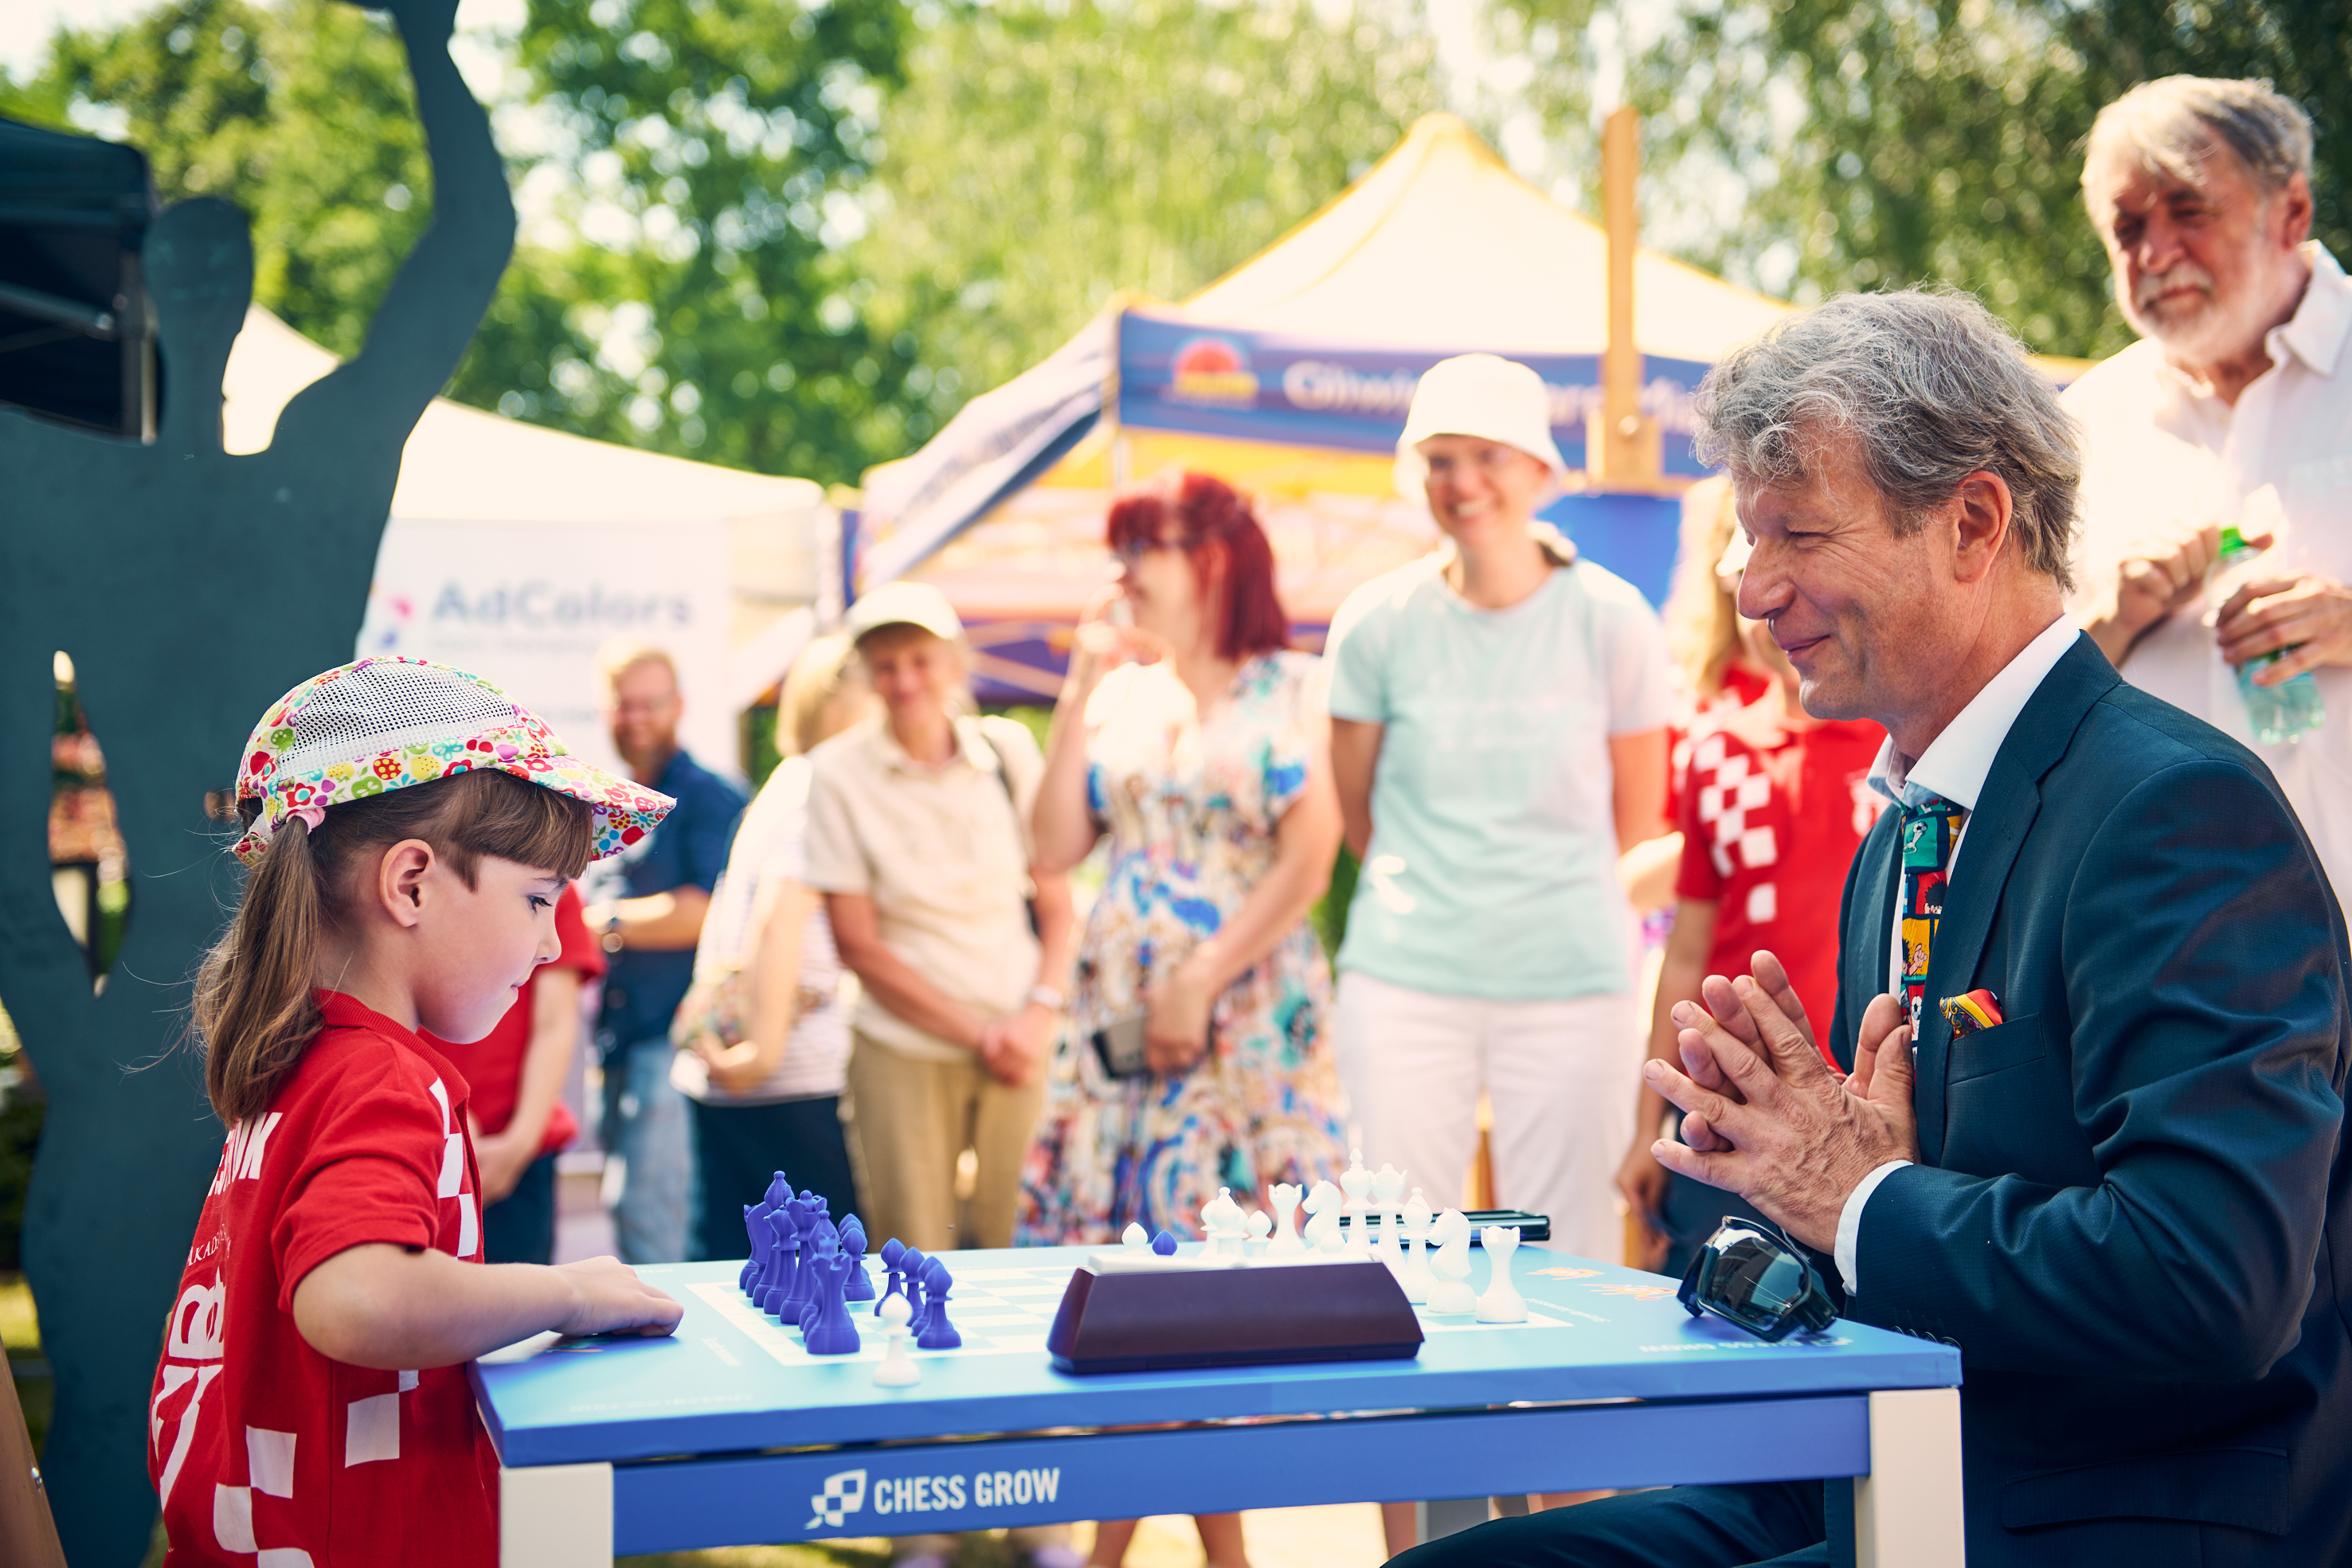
[
  {"left": 1675, "top": 693, "right": 1888, "bottom": 1059},
  {"left": 149, "top": 991, "right": 499, "bottom": 1568}
]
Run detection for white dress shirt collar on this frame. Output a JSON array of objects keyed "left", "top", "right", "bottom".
[{"left": 1868, "top": 613, "right": 2081, "bottom": 812}]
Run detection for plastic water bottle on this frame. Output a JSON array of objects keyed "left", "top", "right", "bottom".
[{"left": 2219, "top": 526, "right": 2325, "bottom": 745}]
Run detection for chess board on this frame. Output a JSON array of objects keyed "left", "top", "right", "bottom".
[{"left": 691, "top": 1259, "right": 1584, "bottom": 1371}]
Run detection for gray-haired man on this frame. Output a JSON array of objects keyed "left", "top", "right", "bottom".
[
  {"left": 2068, "top": 76, "right": 2352, "bottom": 907},
  {"left": 1397, "top": 287, "right": 2352, "bottom": 1565}
]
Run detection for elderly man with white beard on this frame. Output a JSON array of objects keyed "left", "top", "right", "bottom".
[{"left": 2068, "top": 76, "right": 2352, "bottom": 905}]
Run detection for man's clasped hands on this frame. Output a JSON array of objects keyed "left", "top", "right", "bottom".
[{"left": 1649, "top": 952, "right": 1923, "bottom": 1254}]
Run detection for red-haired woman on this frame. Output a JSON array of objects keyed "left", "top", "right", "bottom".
[{"left": 1018, "top": 471, "right": 1348, "bottom": 1564}]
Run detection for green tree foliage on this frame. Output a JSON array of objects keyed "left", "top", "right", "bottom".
[
  {"left": 452, "top": 0, "right": 919, "bottom": 481},
  {"left": 855, "top": 0, "right": 1442, "bottom": 410},
  {"left": 3, "top": 0, "right": 433, "bottom": 359},
  {"left": 1493, "top": 0, "right": 2346, "bottom": 360}
]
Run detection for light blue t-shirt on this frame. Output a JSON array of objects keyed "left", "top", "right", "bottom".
[{"left": 1325, "top": 553, "right": 1674, "bottom": 999}]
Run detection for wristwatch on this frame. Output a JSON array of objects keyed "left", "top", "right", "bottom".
[
  {"left": 1027, "top": 984, "right": 1066, "bottom": 1013},
  {"left": 600, "top": 913, "right": 624, "bottom": 954}
]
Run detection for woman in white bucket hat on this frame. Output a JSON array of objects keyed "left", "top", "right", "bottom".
[{"left": 1325, "top": 353, "right": 1673, "bottom": 1312}]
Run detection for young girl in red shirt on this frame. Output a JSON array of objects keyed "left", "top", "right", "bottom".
[{"left": 150, "top": 658, "right": 686, "bottom": 1567}]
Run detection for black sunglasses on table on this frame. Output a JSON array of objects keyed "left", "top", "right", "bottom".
[{"left": 1678, "top": 1217, "right": 1840, "bottom": 1343}]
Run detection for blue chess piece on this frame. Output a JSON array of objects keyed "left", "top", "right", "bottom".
[
  {"left": 763, "top": 1199, "right": 808, "bottom": 1317},
  {"left": 738, "top": 1203, "right": 761, "bottom": 1296},
  {"left": 792, "top": 1221, "right": 836, "bottom": 1334},
  {"left": 900, "top": 1248, "right": 930, "bottom": 1334},
  {"left": 803, "top": 1253, "right": 863, "bottom": 1355},
  {"left": 1151, "top": 1229, "right": 1179, "bottom": 1257},
  {"left": 914, "top": 1257, "right": 961, "bottom": 1350},
  {"left": 839, "top": 1216, "right": 874, "bottom": 1302},
  {"left": 799, "top": 1226, "right": 840, "bottom": 1336}
]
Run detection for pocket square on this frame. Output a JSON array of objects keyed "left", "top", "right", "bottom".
[{"left": 1940, "top": 988, "right": 2004, "bottom": 1037}]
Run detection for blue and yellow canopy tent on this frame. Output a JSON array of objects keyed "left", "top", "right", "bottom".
[{"left": 846, "top": 112, "right": 2078, "bottom": 701}]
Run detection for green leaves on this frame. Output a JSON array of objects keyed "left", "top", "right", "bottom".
[
  {"left": 851, "top": 0, "right": 1441, "bottom": 428},
  {"left": 1497, "top": 0, "right": 2345, "bottom": 361}
]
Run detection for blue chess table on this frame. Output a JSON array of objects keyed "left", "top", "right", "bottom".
[{"left": 473, "top": 1243, "right": 1963, "bottom": 1566}]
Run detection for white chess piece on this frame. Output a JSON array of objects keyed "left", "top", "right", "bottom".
[
  {"left": 1303, "top": 1180, "right": 1346, "bottom": 1253},
  {"left": 871, "top": 1292, "right": 921, "bottom": 1386},
  {"left": 1122, "top": 1222, "right": 1149, "bottom": 1251},
  {"left": 1267, "top": 1183, "right": 1306, "bottom": 1256},
  {"left": 1427, "top": 1209, "right": 1477, "bottom": 1313},
  {"left": 1246, "top": 1209, "right": 1272, "bottom": 1255},
  {"left": 1339, "top": 1150, "right": 1374, "bottom": 1256},
  {"left": 1372, "top": 1163, "right": 1406, "bottom": 1268},
  {"left": 1199, "top": 1187, "right": 1246, "bottom": 1257},
  {"left": 1476, "top": 1226, "right": 1528, "bottom": 1324},
  {"left": 1399, "top": 1187, "right": 1434, "bottom": 1304}
]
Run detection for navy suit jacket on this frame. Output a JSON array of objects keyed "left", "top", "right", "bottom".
[{"left": 1827, "top": 632, "right": 2352, "bottom": 1566}]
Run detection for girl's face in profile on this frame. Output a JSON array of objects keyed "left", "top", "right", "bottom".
[{"left": 401, "top": 852, "right": 566, "bottom": 1044}]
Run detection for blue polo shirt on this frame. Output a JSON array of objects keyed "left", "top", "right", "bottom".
[{"left": 597, "top": 749, "right": 746, "bottom": 1057}]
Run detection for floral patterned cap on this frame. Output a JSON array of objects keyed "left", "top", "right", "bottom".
[{"left": 231, "top": 656, "right": 674, "bottom": 869}]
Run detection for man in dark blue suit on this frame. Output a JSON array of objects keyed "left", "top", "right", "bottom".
[{"left": 1399, "top": 287, "right": 2352, "bottom": 1566}]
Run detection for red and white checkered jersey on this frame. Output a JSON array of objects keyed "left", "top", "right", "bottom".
[
  {"left": 1675, "top": 696, "right": 1888, "bottom": 1057},
  {"left": 150, "top": 991, "right": 499, "bottom": 1567}
]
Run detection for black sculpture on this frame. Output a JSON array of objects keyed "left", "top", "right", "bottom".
[{"left": 0, "top": 1, "right": 512, "bottom": 1559}]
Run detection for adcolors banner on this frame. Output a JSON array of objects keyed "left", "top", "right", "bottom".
[{"left": 1116, "top": 309, "right": 1714, "bottom": 476}]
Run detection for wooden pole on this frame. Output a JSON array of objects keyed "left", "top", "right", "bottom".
[
  {"left": 1590, "top": 106, "right": 1662, "bottom": 485},
  {"left": 0, "top": 1365, "right": 67, "bottom": 1568}
]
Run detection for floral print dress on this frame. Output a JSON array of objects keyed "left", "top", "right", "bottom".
[{"left": 1016, "top": 651, "right": 1350, "bottom": 1243}]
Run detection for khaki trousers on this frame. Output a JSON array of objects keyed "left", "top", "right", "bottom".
[{"left": 843, "top": 1029, "right": 1044, "bottom": 1253}]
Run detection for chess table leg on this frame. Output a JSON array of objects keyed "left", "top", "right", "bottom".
[
  {"left": 1415, "top": 1496, "right": 1493, "bottom": 1542},
  {"left": 1854, "top": 1388, "right": 1963, "bottom": 1568},
  {"left": 500, "top": 1460, "right": 613, "bottom": 1566}
]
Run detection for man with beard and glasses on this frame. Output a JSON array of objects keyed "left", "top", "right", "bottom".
[{"left": 2068, "top": 76, "right": 2352, "bottom": 909}]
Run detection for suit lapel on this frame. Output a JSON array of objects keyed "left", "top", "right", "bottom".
[
  {"left": 1845, "top": 812, "right": 1901, "bottom": 1076},
  {"left": 1916, "top": 634, "right": 2118, "bottom": 1163}
]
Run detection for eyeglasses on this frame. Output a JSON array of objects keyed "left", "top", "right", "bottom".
[
  {"left": 1113, "top": 535, "right": 1192, "bottom": 569},
  {"left": 1678, "top": 1217, "right": 1838, "bottom": 1342}
]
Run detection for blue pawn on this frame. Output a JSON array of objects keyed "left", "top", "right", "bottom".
[
  {"left": 873, "top": 1238, "right": 909, "bottom": 1317},
  {"left": 1151, "top": 1229, "right": 1178, "bottom": 1257},
  {"left": 804, "top": 1253, "right": 863, "bottom": 1355},
  {"left": 900, "top": 1248, "right": 930, "bottom": 1333},
  {"left": 914, "top": 1257, "right": 961, "bottom": 1350},
  {"left": 839, "top": 1216, "right": 874, "bottom": 1301}
]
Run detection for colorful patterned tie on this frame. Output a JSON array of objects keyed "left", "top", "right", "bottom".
[{"left": 1897, "top": 789, "right": 1967, "bottom": 1035}]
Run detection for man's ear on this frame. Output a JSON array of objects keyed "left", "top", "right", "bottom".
[
  {"left": 1947, "top": 471, "right": 2016, "bottom": 585},
  {"left": 374, "top": 839, "right": 439, "bottom": 929},
  {"left": 2276, "top": 172, "right": 2315, "bottom": 248}
]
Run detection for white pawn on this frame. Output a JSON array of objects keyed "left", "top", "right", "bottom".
[
  {"left": 871, "top": 1292, "right": 921, "bottom": 1387},
  {"left": 1246, "top": 1210, "right": 1272, "bottom": 1255},
  {"left": 1371, "top": 1163, "right": 1406, "bottom": 1268},
  {"left": 1267, "top": 1183, "right": 1306, "bottom": 1256},
  {"left": 1427, "top": 1209, "right": 1477, "bottom": 1313},
  {"left": 1398, "top": 1187, "right": 1435, "bottom": 1304},
  {"left": 1339, "top": 1150, "right": 1374, "bottom": 1256},
  {"left": 1303, "top": 1180, "right": 1346, "bottom": 1253},
  {"left": 1122, "top": 1222, "right": 1150, "bottom": 1251},
  {"left": 1476, "top": 1226, "right": 1528, "bottom": 1324}
]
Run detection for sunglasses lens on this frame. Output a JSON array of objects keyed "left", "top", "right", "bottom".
[{"left": 1700, "top": 1226, "right": 1806, "bottom": 1330}]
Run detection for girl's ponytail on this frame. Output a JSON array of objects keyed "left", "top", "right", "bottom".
[{"left": 194, "top": 818, "right": 328, "bottom": 1125}]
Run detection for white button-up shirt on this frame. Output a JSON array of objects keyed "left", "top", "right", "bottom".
[{"left": 2065, "top": 241, "right": 2352, "bottom": 912}]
